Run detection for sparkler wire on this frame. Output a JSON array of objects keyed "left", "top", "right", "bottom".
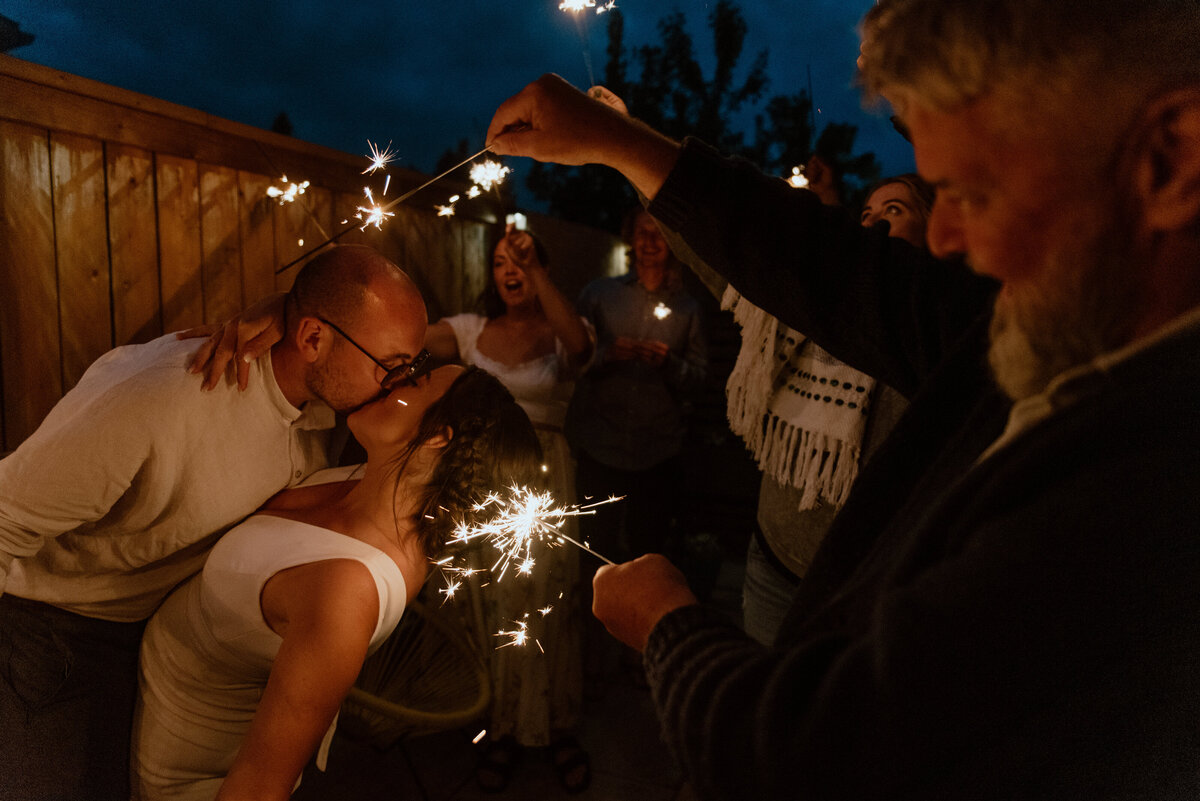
[{"left": 274, "top": 144, "right": 491, "bottom": 274}]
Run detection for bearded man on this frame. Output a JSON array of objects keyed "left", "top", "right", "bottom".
[{"left": 485, "top": 0, "right": 1200, "bottom": 797}]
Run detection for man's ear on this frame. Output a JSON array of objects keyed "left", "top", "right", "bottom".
[
  {"left": 294, "top": 317, "right": 326, "bottom": 364},
  {"left": 1132, "top": 88, "right": 1200, "bottom": 233}
]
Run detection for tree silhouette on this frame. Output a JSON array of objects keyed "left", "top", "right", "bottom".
[
  {"left": 271, "top": 112, "right": 293, "bottom": 137},
  {"left": 528, "top": 1, "right": 880, "bottom": 232},
  {"left": 0, "top": 14, "right": 34, "bottom": 53}
]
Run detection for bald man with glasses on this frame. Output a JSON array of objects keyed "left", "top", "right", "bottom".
[{"left": 0, "top": 244, "right": 427, "bottom": 801}]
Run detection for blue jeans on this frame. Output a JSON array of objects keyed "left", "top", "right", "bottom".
[
  {"left": 0, "top": 594, "right": 145, "bottom": 801},
  {"left": 741, "top": 535, "right": 799, "bottom": 647}
]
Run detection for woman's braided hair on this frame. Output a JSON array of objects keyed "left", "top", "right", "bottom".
[{"left": 389, "top": 366, "right": 543, "bottom": 560}]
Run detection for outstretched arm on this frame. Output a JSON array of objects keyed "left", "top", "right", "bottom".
[
  {"left": 487, "top": 74, "right": 682, "bottom": 202},
  {"left": 216, "top": 559, "right": 378, "bottom": 801}
]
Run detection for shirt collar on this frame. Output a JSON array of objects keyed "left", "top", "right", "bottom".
[{"left": 980, "top": 303, "right": 1200, "bottom": 462}]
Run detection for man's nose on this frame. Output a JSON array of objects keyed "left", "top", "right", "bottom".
[{"left": 925, "top": 195, "right": 967, "bottom": 258}]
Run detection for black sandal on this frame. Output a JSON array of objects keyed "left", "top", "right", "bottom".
[
  {"left": 550, "top": 735, "right": 592, "bottom": 794},
  {"left": 476, "top": 735, "right": 521, "bottom": 793}
]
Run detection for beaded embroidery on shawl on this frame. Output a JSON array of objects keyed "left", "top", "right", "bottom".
[{"left": 722, "top": 285, "right": 875, "bottom": 510}]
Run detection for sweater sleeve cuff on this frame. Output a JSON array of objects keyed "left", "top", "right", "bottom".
[{"left": 643, "top": 603, "right": 739, "bottom": 683}]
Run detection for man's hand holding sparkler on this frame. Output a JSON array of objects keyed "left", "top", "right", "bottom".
[
  {"left": 592, "top": 554, "right": 698, "bottom": 652},
  {"left": 487, "top": 74, "right": 681, "bottom": 201}
]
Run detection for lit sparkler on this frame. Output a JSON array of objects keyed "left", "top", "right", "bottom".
[
  {"left": 653, "top": 302, "right": 673, "bottom": 320},
  {"left": 469, "top": 160, "right": 511, "bottom": 192},
  {"left": 266, "top": 176, "right": 310, "bottom": 204},
  {"left": 445, "top": 486, "right": 620, "bottom": 584},
  {"left": 362, "top": 140, "right": 398, "bottom": 174},
  {"left": 788, "top": 165, "right": 810, "bottom": 189},
  {"left": 559, "top": 0, "right": 615, "bottom": 13},
  {"left": 496, "top": 616, "right": 530, "bottom": 649},
  {"left": 436, "top": 205, "right": 456, "bottom": 217},
  {"left": 355, "top": 187, "right": 395, "bottom": 230},
  {"left": 275, "top": 143, "right": 505, "bottom": 274}
]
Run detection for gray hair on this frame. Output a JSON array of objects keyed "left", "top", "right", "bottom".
[{"left": 859, "top": 0, "right": 1200, "bottom": 116}]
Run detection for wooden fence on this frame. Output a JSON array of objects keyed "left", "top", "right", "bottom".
[{"left": 0, "top": 54, "right": 623, "bottom": 451}]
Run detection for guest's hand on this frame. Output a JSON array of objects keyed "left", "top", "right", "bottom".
[
  {"left": 179, "top": 292, "right": 286, "bottom": 390},
  {"left": 606, "top": 337, "right": 642, "bottom": 362},
  {"left": 636, "top": 339, "right": 669, "bottom": 367},
  {"left": 593, "top": 555, "right": 698, "bottom": 652},
  {"left": 588, "top": 85, "right": 629, "bottom": 115},
  {"left": 487, "top": 74, "right": 681, "bottom": 200},
  {"left": 805, "top": 155, "right": 840, "bottom": 206}
]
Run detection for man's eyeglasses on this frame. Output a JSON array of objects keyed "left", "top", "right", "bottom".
[{"left": 319, "top": 317, "right": 431, "bottom": 390}]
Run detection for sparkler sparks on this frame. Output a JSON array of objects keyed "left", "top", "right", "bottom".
[
  {"left": 653, "top": 302, "right": 673, "bottom": 320},
  {"left": 445, "top": 486, "right": 620, "bottom": 584},
  {"left": 468, "top": 160, "right": 512, "bottom": 192},
  {"left": 266, "top": 177, "right": 310, "bottom": 204},
  {"left": 433, "top": 486, "right": 623, "bottom": 649},
  {"left": 355, "top": 187, "right": 395, "bottom": 230},
  {"left": 362, "top": 140, "right": 398, "bottom": 174},
  {"left": 559, "top": 0, "right": 615, "bottom": 13},
  {"left": 788, "top": 166, "right": 810, "bottom": 189},
  {"left": 496, "top": 616, "right": 529, "bottom": 648}
]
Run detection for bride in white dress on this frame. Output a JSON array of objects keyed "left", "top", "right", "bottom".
[{"left": 132, "top": 365, "right": 541, "bottom": 801}]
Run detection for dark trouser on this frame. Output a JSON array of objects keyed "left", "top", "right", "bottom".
[
  {"left": 574, "top": 450, "right": 683, "bottom": 567},
  {"left": 0, "top": 594, "right": 145, "bottom": 801}
]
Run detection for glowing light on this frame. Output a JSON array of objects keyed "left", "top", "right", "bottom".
[
  {"left": 496, "top": 616, "right": 529, "bottom": 648},
  {"left": 653, "top": 302, "right": 673, "bottom": 320},
  {"left": 560, "top": 0, "right": 613, "bottom": 13},
  {"left": 469, "top": 160, "right": 511, "bottom": 191},
  {"left": 362, "top": 140, "right": 398, "bottom": 174},
  {"left": 467, "top": 185, "right": 481, "bottom": 199},
  {"left": 436, "top": 205, "right": 456, "bottom": 217},
  {"left": 788, "top": 166, "right": 809, "bottom": 189},
  {"left": 355, "top": 187, "right": 395, "bottom": 230},
  {"left": 506, "top": 212, "right": 528, "bottom": 231},
  {"left": 266, "top": 176, "right": 310, "bottom": 204},
  {"left": 473, "top": 730, "right": 488, "bottom": 745},
  {"left": 443, "top": 486, "right": 620, "bottom": 592}
]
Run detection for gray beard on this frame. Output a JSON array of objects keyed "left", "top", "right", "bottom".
[{"left": 986, "top": 231, "right": 1140, "bottom": 402}]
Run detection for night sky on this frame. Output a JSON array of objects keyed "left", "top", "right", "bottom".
[{"left": 5, "top": 1, "right": 914, "bottom": 209}]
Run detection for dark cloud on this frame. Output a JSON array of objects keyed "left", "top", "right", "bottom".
[{"left": 6, "top": 0, "right": 914, "bottom": 204}]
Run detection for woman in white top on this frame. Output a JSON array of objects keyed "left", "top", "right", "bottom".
[
  {"left": 425, "top": 226, "right": 595, "bottom": 793},
  {"left": 132, "top": 364, "right": 541, "bottom": 801}
]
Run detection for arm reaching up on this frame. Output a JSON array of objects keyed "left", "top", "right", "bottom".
[{"left": 487, "top": 74, "right": 682, "bottom": 201}]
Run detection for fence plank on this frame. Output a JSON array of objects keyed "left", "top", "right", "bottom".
[
  {"left": 397, "top": 205, "right": 462, "bottom": 322},
  {"left": 157, "top": 154, "right": 203, "bottom": 332},
  {"left": 51, "top": 132, "right": 112, "bottom": 388},
  {"left": 460, "top": 219, "right": 490, "bottom": 312},
  {"left": 199, "top": 164, "right": 242, "bottom": 324},
  {"left": 0, "top": 121, "right": 58, "bottom": 449},
  {"left": 238, "top": 172, "right": 276, "bottom": 306},
  {"left": 107, "top": 143, "right": 161, "bottom": 345},
  {"left": 274, "top": 186, "right": 332, "bottom": 292}
]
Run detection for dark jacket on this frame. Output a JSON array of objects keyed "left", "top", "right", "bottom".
[{"left": 643, "top": 138, "right": 1200, "bottom": 800}]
